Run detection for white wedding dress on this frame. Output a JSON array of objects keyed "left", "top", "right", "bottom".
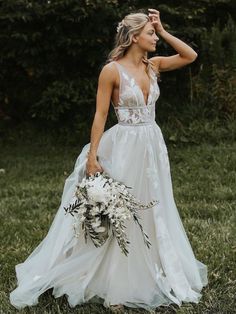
[{"left": 10, "top": 60, "right": 208, "bottom": 312}]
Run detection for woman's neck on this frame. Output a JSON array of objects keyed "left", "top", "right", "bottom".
[{"left": 122, "top": 47, "right": 147, "bottom": 68}]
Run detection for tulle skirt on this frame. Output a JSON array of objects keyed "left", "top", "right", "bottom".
[{"left": 10, "top": 121, "right": 208, "bottom": 311}]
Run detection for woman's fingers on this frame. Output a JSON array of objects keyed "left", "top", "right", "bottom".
[
  {"left": 148, "top": 9, "right": 160, "bottom": 19},
  {"left": 86, "top": 163, "right": 103, "bottom": 177},
  {"left": 148, "top": 13, "right": 160, "bottom": 19},
  {"left": 148, "top": 14, "right": 160, "bottom": 23},
  {"left": 148, "top": 8, "right": 159, "bottom": 13},
  {"left": 149, "top": 13, "right": 158, "bottom": 17}
]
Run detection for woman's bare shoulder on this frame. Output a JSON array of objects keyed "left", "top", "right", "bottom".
[
  {"left": 98, "top": 61, "right": 118, "bottom": 84},
  {"left": 101, "top": 61, "right": 117, "bottom": 74},
  {"left": 148, "top": 56, "right": 161, "bottom": 72}
]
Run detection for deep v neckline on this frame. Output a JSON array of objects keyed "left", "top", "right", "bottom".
[{"left": 114, "top": 61, "right": 152, "bottom": 107}]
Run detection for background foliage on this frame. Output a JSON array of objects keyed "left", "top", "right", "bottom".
[
  {"left": 0, "top": 0, "right": 235, "bottom": 140},
  {"left": 1, "top": 2, "right": 236, "bottom": 313}
]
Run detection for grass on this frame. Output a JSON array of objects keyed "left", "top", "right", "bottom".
[{"left": 0, "top": 129, "right": 235, "bottom": 314}]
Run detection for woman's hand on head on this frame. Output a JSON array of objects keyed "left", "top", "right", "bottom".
[{"left": 148, "top": 9, "right": 165, "bottom": 34}]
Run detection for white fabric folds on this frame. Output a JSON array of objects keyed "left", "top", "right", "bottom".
[{"left": 10, "top": 60, "right": 208, "bottom": 311}]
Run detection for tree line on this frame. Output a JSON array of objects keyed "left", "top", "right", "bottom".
[{"left": 0, "top": 0, "right": 235, "bottom": 132}]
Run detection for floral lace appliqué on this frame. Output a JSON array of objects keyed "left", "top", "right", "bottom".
[
  {"left": 115, "top": 105, "right": 156, "bottom": 125},
  {"left": 146, "top": 167, "right": 159, "bottom": 190}
]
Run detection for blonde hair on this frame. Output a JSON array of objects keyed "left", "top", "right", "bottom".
[{"left": 106, "top": 12, "right": 160, "bottom": 81}]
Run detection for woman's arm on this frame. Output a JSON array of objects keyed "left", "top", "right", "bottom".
[
  {"left": 148, "top": 8, "right": 198, "bottom": 72},
  {"left": 86, "top": 64, "right": 115, "bottom": 173}
]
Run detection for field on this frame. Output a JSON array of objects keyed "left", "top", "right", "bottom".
[{"left": 0, "top": 130, "right": 235, "bottom": 314}]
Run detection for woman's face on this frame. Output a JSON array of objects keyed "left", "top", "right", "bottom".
[{"left": 134, "top": 21, "right": 159, "bottom": 52}]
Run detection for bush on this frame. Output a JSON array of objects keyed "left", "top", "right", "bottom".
[
  {"left": 30, "top": 78, "right": 96, "bottom": 123},
  {"left": 0, "top": 1, "right": 235, "bottom": 126},
  {"left": 191, "top": 15, "right": 236, "bottom": 117}
]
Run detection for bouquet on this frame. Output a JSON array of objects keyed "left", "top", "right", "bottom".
[{"left": 64, "top": 171, "right": 159, "bottom": 256}]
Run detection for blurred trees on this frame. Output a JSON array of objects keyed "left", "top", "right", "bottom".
[{"left": 0, "top": 0, "right": 235, "bottom": 131}]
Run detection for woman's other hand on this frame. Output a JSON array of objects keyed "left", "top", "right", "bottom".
[
  {"left": 86, "top": 155, "right": 104, "bottom": 176},
  {"left": 148, "top": 8, "right": 165, "bottom": 34}
]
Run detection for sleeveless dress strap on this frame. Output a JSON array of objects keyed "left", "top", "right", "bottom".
[{"left": 110, "top": 61, "right": 123, "bottom": 108}]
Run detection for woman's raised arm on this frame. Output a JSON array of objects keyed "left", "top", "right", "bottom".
[{"left": 148, "top": 8, "right": 198, "bottom": 72}]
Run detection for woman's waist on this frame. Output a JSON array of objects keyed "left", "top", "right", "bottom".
[
  {"left": 116, "top": 119, "right": 157, "bottom": 127},
  {"left": 114, "top": 108, "right": 156, "bottom": 125}
]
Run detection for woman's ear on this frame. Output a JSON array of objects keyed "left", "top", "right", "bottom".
[{"left": 132, "top": 34, "right": 139, "bottom": 44}]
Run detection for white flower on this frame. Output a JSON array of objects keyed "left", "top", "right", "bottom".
[
  {"left": 80, "top": 206, "right": 87, "bottom": 214},
  {"left": 94, "top": 226, "right": 106, "bottom": 233},
  {"left": 87, "top": 185, "right": 110, "bottom": 204},
  {"left": 91, "top": 217, "right": 101, "bottom": 229},
  {"left": 93, "top": 205, "right": 100, "bottom": 212},
  {"left": 116, "top": 21, "right": 123, "bottom": 33},
  {"left": 75, "top": 232, "right": 80, "bottom": 238},
  {"left": 64, "top": 171, "right": 157, "bottom": 256},
  {"left": 80, "top": 216, "right": 86, "bottom": 222}
]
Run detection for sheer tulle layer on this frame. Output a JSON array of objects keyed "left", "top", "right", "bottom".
[{"left": 10, "top": 122, "right": 208, "bottom": 311}]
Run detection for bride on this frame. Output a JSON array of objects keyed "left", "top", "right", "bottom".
[{"left": 10, "top": 8, "right": 208, "bottom": 313}]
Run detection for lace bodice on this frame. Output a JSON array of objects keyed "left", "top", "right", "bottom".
[{"left": 111, "top": 61, "right": 160, "bottom": 126}]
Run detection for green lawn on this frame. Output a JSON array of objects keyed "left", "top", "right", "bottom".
[{"left": 0, "top": 136, "right": 235, "bottom": 314}]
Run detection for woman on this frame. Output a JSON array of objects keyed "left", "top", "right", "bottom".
[{"left": 10, "top": 9, "right": 208, "bottom": 313}]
